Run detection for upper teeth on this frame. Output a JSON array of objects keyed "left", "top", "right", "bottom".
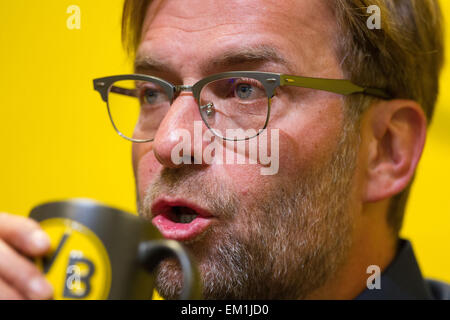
[{"left": 178, "top": 213, "right": 197, "bottom": 223}]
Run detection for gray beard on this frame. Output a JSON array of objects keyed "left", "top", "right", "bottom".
[{"left": 139, "top": 120, "right": 359, "bottom": 299}]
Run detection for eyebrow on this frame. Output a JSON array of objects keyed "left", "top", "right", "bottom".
[
  {"left": 209, "top": 45, "right": 292, "bottom": 71},
  {"left": 134, "top": 55, "right": 169, "bottom": 73},
  {"left": 134, "top": 45, "right": 292, "bottom": 75}
]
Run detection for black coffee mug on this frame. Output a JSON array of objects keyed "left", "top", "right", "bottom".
[{"left": 29, "top": 199, "right": 202, "bottom": 300}]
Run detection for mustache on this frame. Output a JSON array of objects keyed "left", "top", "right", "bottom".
[{"left": 140, "top": 167, "right": 237, "bottom": 220}]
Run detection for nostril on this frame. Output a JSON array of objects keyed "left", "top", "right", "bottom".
[
  {"left": 153, "top": 146, "right": 197, "bottom": 167},
  {"left": 153, "top": 150, "right": 164, "bottom": 165},
  {"left": 153, "top": 149, "right": 181, "bottom": 168}
]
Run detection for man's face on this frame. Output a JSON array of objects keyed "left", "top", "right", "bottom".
[{"left": 133, "top": 0, "right": 360, "bottom": 299}]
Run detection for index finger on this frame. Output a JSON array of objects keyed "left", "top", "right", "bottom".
[{"left": 0, "top": 213, "right": 51, "bottom": 257}]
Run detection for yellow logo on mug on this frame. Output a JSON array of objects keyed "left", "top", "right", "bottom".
[{"left": 36, "top": 218, "right": 112, "bottom": 300}]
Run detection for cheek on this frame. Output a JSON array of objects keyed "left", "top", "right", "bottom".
[
  {"left": 214, "top": 130, "right": 304, "bottom": 199},
  {"left": 133, "top": 144, "right": 160, "bottom": 201},
  {"left": 279, "top": 96, "right": 344, "bottom": 170},
  {"left": 220, "top": 102, "right": 343, "bottom": 199}
]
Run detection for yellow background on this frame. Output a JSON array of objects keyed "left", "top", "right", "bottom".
[{"left": 0, "top": 0, "right": 449, "bottom": 285}]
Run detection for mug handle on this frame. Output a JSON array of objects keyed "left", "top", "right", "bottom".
[{"left": 138, "top": 240, "right": 203, "bottom": 300}]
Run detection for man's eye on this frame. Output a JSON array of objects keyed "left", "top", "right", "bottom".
[
  {"left": 230, "top": 79, "right": 265, "bottom": 101},
  {"left": 142, "top": 89, "right": 159, "bottom": 104},
  {"left": 235, "top": 83, "right": 254, "bottom": 100}
]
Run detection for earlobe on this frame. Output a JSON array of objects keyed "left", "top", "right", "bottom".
[{"left": 363, "top": 100, "right": 427, "bottom": 203}]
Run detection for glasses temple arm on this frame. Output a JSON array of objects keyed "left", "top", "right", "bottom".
[{"left": 280, "top": 75, "right": 391, "bottom": 99}]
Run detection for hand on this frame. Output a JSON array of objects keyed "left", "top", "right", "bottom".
[{"left": 0, "top": 213, "right": 53, "bottom": 299}]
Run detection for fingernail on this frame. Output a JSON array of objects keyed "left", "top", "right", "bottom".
[
  {"left": 28, "top": 277, "right": 53, "bottom": 300},
  {"left": 29, "top": 230, "right": 50, "bottom": 251}
]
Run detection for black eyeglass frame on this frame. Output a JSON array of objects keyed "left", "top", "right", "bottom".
[{"left": 93, "top": 71, "right": 391, "bottom": 142}]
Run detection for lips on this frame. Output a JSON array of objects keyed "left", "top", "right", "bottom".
[{"left": 151, "top": 197, "right": 214, "bottom": 241}]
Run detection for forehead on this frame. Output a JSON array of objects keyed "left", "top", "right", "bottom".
[{"left": 137, "top": 0, "right": 339, "bottom": 78}]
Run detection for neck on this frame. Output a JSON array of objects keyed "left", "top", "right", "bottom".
[{"left": 305, "top": 200, "right": 398, "bottom": 299}]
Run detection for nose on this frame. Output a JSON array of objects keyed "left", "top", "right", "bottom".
[{"left": 152, "top": 93, "right": 210, "bottom": 168}]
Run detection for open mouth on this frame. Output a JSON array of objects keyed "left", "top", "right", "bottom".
[
  {"left": 151, "top": 198, "right": 214, "bottom": 241},
  {"left": 166, "top": 206, "right": 199, "bottom": 224}
]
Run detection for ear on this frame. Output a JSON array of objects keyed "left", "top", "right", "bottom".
[{"left": 362, "top": 99, "right": 427, "bottom": 202}]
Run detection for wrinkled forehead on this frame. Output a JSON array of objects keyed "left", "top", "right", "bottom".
[
  {"left": 141, "top": 0, "right": 335, "bottom": 42},
  {"left": 137, "top": 0, "right": 340, "bottom": 78}
]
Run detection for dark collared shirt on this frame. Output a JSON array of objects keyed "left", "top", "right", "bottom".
[{"left": 356, "top": 239, "right": 450, "bottom": 300}]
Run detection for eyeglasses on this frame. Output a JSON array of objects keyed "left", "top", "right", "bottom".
[{"left": 93, "top": 71, "right": 390, "bottom": 142}]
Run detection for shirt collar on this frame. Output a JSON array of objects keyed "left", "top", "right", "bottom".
[{"left": 355, "top": 239, "right": 433, "bottom": 299}]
